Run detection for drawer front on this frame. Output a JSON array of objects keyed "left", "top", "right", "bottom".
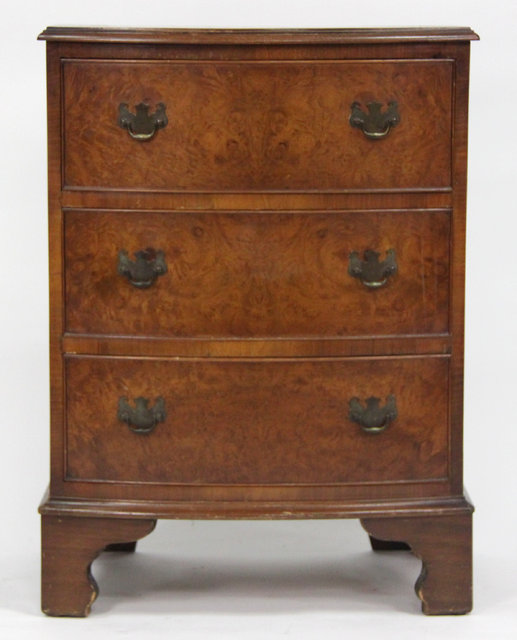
[
  {"left": 64, "top": 209, "right": 450, "bottom": 338},
  {"left": 65, "top": 355, "right": 449, "bottom": 486},
  {"left": 63, "top": 59, "right": 452, "bottom": 191}
]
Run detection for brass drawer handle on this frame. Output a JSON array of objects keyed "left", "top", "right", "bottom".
[
  {"left": 349, "top": 395, "right": 397, "bottom": 434},
  {"left": 349, "top": 101, "right": 400, "bottom": 139},
  {"left": 348, "top": 249, "right": 397, "bottom": 288},
  {"left": 118, "top": 102, "right": 168, "bottom": 141},
  {"left": 118, "top": 248, "right": 167, "bottom": 289},
  {"left": 117, "top": 396, "right": 166, "bottom": 434}
]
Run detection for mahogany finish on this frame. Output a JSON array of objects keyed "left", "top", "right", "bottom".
[
  {"left": 64, "top": 209, "right": 450, "bottom": 338},
  {"left": 361, "top": 511, "right": 473, "bottom": 614},
  {"left": 39, "top": 27, "right": 477, "bottom": 616},
  {"left": 39, "top": 26, "right": 479, "bottom": 45},
  {"left": 41, "top": 515, "right": 155, "bottom": 617}
]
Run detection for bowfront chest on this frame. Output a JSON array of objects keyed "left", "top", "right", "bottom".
[{"left": 38, "top": 26, "right": 478, "bottom": 616}]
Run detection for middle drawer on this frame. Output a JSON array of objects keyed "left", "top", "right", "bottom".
[{"left": 64, "top": 209, "right": 450, "bottom": 338}]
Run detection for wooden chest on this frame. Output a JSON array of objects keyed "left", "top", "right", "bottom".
[{"left": 38, "top": 26, "right": 478, "bottom": 616}]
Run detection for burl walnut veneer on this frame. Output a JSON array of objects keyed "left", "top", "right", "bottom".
[{"left": 38, "top": 26, "right": 478, "bottom": 616}]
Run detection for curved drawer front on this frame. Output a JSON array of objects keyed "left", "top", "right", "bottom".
[
  {"left": 63, "top": 59, "right": 452, "bottom": 191},
  {"left": 64, "top": 209, "right": 450, "bottom": 338},
  {"left": 65, "top": 355, "right": 449, "bottom": 486}
]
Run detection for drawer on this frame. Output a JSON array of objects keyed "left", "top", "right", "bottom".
[
  {"left": 63, "top": 59, "right": 452, "bottom": 191},
  {"left": 65, "top": 355, "right": 449, "bottom": 485},
  {"left": 64, "top": 209, "right": 450, "bottom": 338}
]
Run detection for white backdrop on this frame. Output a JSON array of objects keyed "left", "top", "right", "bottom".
[{"left": 1, "top": 1, "right": 516, "bottom": 638}]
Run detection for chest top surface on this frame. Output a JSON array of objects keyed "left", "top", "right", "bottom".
[{"left": 38, "top": 26, "right": 479, "bottom": 44}]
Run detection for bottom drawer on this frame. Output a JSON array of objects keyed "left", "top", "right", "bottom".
[{"left": 65, "top": 355, "right": 449, "bottom": 486}]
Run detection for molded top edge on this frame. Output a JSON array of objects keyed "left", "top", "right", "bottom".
[{"left": 38, "top": 26, "right": 479, "bottom": 45}]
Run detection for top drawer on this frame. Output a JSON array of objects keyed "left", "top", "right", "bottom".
[{"left": 62, "top": 59, "right": 452, "bottom": 192}]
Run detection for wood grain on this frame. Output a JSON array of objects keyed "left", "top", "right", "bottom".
[
  {"left": 61, "top": 190, "right": 453, "bottom": 212},
  {"left": 63, "top": 60, "right": 452, "bottom": 191},
  {"left": 46, "top": 44, "right": 66, "bottom": 499},
  {"left": 64, "top": 209, "right": 450, "bottom": 338},
  {"left": 41, "top": 515, "right": 156, "bottom": 616},
  {"left": 65, "top": 355, "right": 450, "bottom": 486},
  {"left": 448, "top": 45, "right": 470, "bottom": 495},
  {"left": 62, "top": 334, "right": 452, "bottom": 359},
  {"left": 40, "top": 493, "right": 472, "bottom": 520},
  {"left": 40, "top": 30, "right": 477, "bottom": 616},
  {"left": 361, "top": 511, "right": 473, "bottom": 614},
  {"left": 39, "top": 26, "right": 479, "bottom": 45}
]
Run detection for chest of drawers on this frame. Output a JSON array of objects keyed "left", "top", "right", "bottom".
[{"left": 38, "top": 26, "right": 478, "bottom": 616}]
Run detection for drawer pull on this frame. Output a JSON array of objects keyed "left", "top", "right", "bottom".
[
  {"left": 348, "top": 249, "right": 397, "bottom": 288},
  {"left": 117, "top": 396, "right": 166, "bottom": 434},
  {"left": 118, "top": 248, "right": 167, "bottom": 289},
  {"left": 349, "top": 395, "right": 397, "bottom": 434},
  {"left": 349, "top": 101, "right": 400, "bottom": 139},
  {"left": 118, "top": 102, "right": 168, "bottom": 141}
]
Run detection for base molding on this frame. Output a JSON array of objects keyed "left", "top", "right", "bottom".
[
  {"left": 39, "top": 490, "right": 473, "bottom": 521},
  {"left": 40, "top": 488, "right": 473, "bottom": 617}
]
